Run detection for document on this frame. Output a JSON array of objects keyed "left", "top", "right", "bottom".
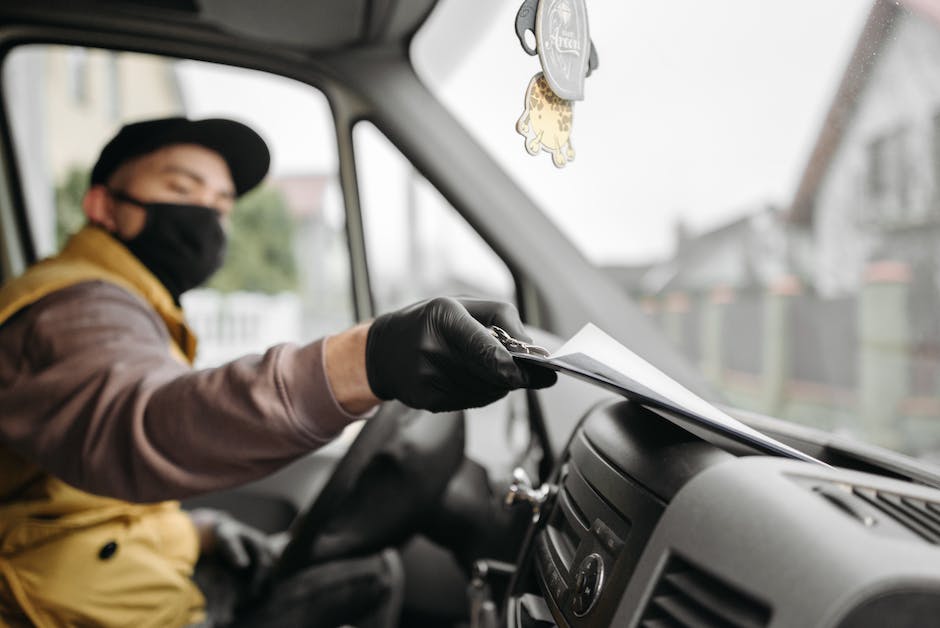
[{"left": 515, "top": 324, "right": 822, "bottom": 464}]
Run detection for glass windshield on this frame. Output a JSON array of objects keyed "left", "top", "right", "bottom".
[{"left": 413, "top": 0, "right": 940, "bottom": 461}]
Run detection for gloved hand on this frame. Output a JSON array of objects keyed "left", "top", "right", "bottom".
[
  {"left": 365, "top": 297, "right": 557, "bottom": 412},
  {"left": 191, "top": 508, "right": 278, "bottom": 595}
]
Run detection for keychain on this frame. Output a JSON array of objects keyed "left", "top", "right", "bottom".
[
  {"left": 490, "top": 325, "right": 550, "bottom": 358},
  {"left": 513, "top": 0, "right": 599, "bottom": 168}
]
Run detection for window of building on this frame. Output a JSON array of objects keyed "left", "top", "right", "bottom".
[
  {"left": 105, "top": 51, "right": 120, "bottom": 121},
  {"left": 867, "top": 135, "right": 887, "bottom": 198},
  {"left": 895, "top": 126, "right": 911, "bottom": 214},
  {"left": 866, "top": 126, "right": 913, "bottom": 223},
  {"left": 66, "top": 47, "right": 89, "bottom": 106}
]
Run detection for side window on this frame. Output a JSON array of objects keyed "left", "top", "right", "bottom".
[
  {"left": 3, "top": 45, "right": 354, "bottom": 367},
  {"left": 353, "top": 122, "right": 515, "bottom": 312},
  {"left": 355, "top": 122, "right": 526, "bottom": 474}
]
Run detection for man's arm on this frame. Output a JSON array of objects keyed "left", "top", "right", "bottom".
[
  {"left": 325, "top": 322, "right": 379, "bottom": 415},
  {"left": 0, "top": 285, "right": 554, "bottom": 503},
  {"left": 0, "top": 282, "right": 371, "bottom": 502}
]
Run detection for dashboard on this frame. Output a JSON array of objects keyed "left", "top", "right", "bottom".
[{"left": 504, "top": 400, "right": 940, "bottom": 628}]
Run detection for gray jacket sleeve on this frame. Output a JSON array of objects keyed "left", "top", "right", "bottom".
[{"left": 0, "top": 281, "right": 363, "bottom": 503}]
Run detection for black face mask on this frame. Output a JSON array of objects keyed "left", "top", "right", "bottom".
[{"left": 108, "top": 190, "right": 227, "bottom": 302}]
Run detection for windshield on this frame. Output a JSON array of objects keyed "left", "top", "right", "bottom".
[{"left": 413, "top": 0, "right": 940, "bottom": 462}]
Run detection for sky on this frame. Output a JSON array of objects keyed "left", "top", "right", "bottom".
[
  {"left": 413, "top": 0, "right": 873, "bottom": 265},
  {"left": 180, "top": 0, "right": 874, "bottom": 266}
]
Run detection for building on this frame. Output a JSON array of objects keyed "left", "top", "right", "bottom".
[
  {"left": 606, "top": 206, "right": 791, "bottom": 299},
  {"left": 603, "top": 0, "right": 940, "bottom": 454},
  {"left": 789, "top": 0, "right": 940, "bottom": 298},
  {"left": 5, "top": 45, "right": 183, "bottom": 254},
  {"left": 787, "top": 0, "right": 940, "bottom": 441}
]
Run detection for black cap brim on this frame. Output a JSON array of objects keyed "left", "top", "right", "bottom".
[{"left": 91, "top": 117, "right": 270, "bottom": 197}]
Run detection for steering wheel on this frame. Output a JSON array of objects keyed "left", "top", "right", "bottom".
[{"left": 273, "top": 401, "right": 465, "bottom": 579}]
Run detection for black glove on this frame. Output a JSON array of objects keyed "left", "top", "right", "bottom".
[
  {"left": 365, "top": 297, "right": 557, "bottom": 412},
  {"left": 192, "top": 509, "right": 278, "bottom": 596}
]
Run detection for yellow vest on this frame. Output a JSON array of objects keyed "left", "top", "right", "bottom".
[{"left": 0, "top": 226, "right": 206, "bottom": 627}]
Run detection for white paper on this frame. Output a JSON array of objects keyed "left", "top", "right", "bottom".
[{"left": 544, "top": 323, "right": 819, "bottom": 463}]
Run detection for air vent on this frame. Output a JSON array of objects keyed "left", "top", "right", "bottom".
[
  {"left": 794, "top": 476, "right": 940, "bottom": 545},
  {"left": 851, "top": 486, "right": 940, "bottom": 544},
  {"left": 638, "top": 555, "right": 771, "bottom": 628}
]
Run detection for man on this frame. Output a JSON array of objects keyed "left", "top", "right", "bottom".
[{"left": 0, "top": 117, "right": 555, "bottom": 626}]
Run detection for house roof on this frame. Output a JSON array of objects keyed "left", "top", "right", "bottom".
[
  {"left": 605, "top": 206, "right": 787, "bottom": 295},
  {"left": 788, "top": 0, "right": 940, "bottom": 225},
  {"left": 269, "top": 173, "right": 331, "bottom": 219},
  {"left": 602, "top": 264, "right": 654, "bottom": 292}
]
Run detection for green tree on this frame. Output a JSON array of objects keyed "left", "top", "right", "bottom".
[
  {"left": 54, "top": 166, "right": 90, "bottom": 248},
  {"left": 208, "top": 184, "right": 298, "bottom": 294},
  {"left": 54, "top": 168, "right": 298, "bottom": 294}
]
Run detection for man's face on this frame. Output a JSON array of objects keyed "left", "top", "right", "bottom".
[{"left": 104, "top": 143, "right": 236, "bottom": 239}]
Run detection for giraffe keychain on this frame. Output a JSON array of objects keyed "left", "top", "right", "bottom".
[{"left": 514, "top": 0, "right": 598, "bottom": 168}]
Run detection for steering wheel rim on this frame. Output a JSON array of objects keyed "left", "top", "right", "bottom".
[{"left": 273, "top": 401, "right": 464, "bottom": 579}]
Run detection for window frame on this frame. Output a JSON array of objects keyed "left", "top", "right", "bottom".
[
  {"left": 0, "top": 27, "right": 529, "bottom": 325},
  {"left": 0, "top": 30, "right": 380, "bottom": 315},
  {"left": 350, "top": 118, "right": 518, "bottom": 314}
]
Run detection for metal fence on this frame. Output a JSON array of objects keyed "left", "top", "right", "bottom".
[
  {"left": 909, "top": 277, "right": 940, "bottom": 396},
  {"left": 722, "top": 291, "right": 763, "bottom": 374},
  {"left": 682, "top": 305, "right": 701, "bottom": 363},
  {"left": 789, "top": 294, "right": 857, "bottom": 388}
]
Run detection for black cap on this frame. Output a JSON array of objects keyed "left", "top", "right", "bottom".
[{"left": 90, "top": 117, "right": 270, "bottom": 197}]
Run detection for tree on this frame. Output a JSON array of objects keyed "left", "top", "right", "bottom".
[
  {"left": 54, "top": 166, "right": 90, "bottom": 249},
  {"left": 53, "top": 167, "right": 298, "bottom": 294},
  {"left": 207, "top": 184, "right": 298, "bottom": 294}
]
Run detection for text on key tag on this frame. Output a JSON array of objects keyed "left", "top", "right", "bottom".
[{"left": 537, "top": 0, "right": 591, "bottom": 101}]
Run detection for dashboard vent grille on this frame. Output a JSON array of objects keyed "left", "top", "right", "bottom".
[
  {"left": 851, "top": 486, "right": 940, "bottom": 544},
  {"left": 638, "top": 555, "right": 770, "bottom": 628}
]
